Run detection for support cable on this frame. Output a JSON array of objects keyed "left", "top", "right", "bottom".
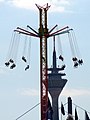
[
  {"left": 71, "top": 30, "right": 83, "bottom": 65},
  {"left": 70, "top": 30, "right": 81, "bottom": 58},
  {"left": 57, "top": 35, "right": 63, "bottom": 58},
  {"left": 68, "top": 32, "right": 76, "bottom": 58},
  {"left": 5, "top": 31, "right": 20, "bottom": 69},
  {"left": 68, "top": 32, "right": 79, "bottom": 68},
  {"left": 15, "top": 103, "right": 40, "bottom": 120},
  {"left": 25, "top": 36, "right": 31, "bottom": 71},
  {"left": 28, "top": 36, "right": 31, "bottom": 65},
  {"left": 56, "top": 26, "right": 66, "bottom": 70},
  {"left": 59, "top": 102, "right": 68, "bottom": 109},
  {"left": 68, "top": 30, "right": 83, "bottom": 67},
  {"left": 58, "top": 35, "right": 66, "bottom": 70},
  {"left": 6, "top": 31, "right": 16, "bottom": 62},
  {"left": 22, "top": 35, "right": 28, "bottom": 62},
  {"left": 13, "top": 33, "right": 20, "bottom": 62},
  {"left": 10, "top": 32, "right": 20, "bottom": 69},
  {"left": 22, "top": 27, "right": 29, "bottom": 63},
  {"left": 5, "top": 31, "right": 15, "bottom": 61},
  {"left": 10, "top": 32, "right": 18, "bottom": 61},
  {"left": 21, "top": 26, "right": 31, "bottom": 71},
  {"left": 73, "top": 103, "right": 90, "bottom": 114}
]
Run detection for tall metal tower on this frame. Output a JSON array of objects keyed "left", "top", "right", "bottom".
[
  {"left": 48, "top": 36, "right": 67, "bottom": 120},
  {"left": 36, "top": 4, "right": 50, "bottom": 120}
]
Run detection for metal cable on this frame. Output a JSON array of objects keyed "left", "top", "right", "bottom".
[
  {"left": 15, "top": 103, "right": 40, "bottom": 120},
  {"left": 68, "top": 32, "right": 76, "bottom": 57},
  {"left": 71, "top": 30, "right": 81, "bottom": 58},
  {"left": 73, "top": 103, "right": 90, "bottom": 114},
  {"left": 27, "top": 36, "right": 31, "bottom": 65}
]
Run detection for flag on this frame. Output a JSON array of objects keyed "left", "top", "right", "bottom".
[
  {"left": 61, "top": 102, "right": 65, "bottom": 115},
  {"left": 85, "top": 111, "right": 90, "bottom": 120},
  {"left": 75, "top": 108, "right": 78, "bottom": 120}
]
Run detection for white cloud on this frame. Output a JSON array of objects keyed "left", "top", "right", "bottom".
[
  {"left": 17, "top": 88, "right": 90, "bottom": 97},
  {"left": 8, "top": 0, "right": 36, "bottom": 10},
  {"left": 18, "top": 88, "right": 39, "bottom": 96},
  {"left": 0, "top": 0, "right": 4, "bottom": 2},
  {"left": 18, "top": 88, "right": 90, "bottom": 97},
  {"left": 50, "top": 4, "right": 65, "bottom": 12},
  {"left": 51, "top": 0, "right": 70, "bottom": 5},
  {"left": 7, "top": 0, "right": 71, "bottom": 12},
  {"left": 61, "top": 88, "right": 90, "bottom": 97}
]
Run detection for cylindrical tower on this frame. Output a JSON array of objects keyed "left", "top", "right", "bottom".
[{"left": 48, "top": 37, "right": 67, "bottom": 120}]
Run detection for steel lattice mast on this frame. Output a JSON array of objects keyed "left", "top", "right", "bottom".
[{"left": 36, "top": 3, "right": 50, "bottom": 120}]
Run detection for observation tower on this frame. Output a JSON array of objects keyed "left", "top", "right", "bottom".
[{"left": 48, "top": 36, "right": 67, "bottom": 120}]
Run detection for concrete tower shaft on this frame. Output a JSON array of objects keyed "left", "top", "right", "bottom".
[
  {"left": 48, "top": 37, "right": 67, "bottom": 120},
  {"left": 48, "top": 73, "right": 67, "bottom": 120}
]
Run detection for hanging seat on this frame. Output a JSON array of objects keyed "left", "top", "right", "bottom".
[
  {"left": 22, "top": 56, "right": 27, "bottom": 62},
  {"left": 60, "top": 64, "right": 66, "bottom": 70},
  {"left": 78, "top": 59, "right": 83, "bottom": 65},
  {"left": 59, "top": 55, "right": 64, "bottom": 61},
  {"left": 5, "top": 62, "right": 10, "bottom": 67},
  {"left": 9, "top": 59, "right": 14, "bottom": 63},
  {"left": 72, "top": 57, "right": 78, "bottom": 61},
  {"left": 74, "top": 62, "right": 78, "bottom": 68},
  {"left": 10, "top": 63, "right": 16, "bottom": 69}
]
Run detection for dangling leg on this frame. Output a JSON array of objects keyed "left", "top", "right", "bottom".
[
  {"left": 10, "top": 63, "right": 16, "bottom": 69},
  {"left": 25, "top": 65, "right": 29, "bottom": 71},
  {"left": 22, "top": 56, "right": 27, "bottom": 62},
  {"left": 5, "top": 61, "right": 10, "bottom": 67}
]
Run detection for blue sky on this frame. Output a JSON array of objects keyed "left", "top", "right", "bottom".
[{"left": 0, "top": 0, "right": 90, "bottom": 120}]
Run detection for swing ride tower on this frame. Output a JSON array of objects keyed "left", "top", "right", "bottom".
[
  {"left": 5, "top": 3, "right": 83, "bottom": 120},
  {"left": 36, "top": 4, "right": 50, "bottom": 120}
]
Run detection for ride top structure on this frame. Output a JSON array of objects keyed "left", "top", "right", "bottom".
[{"left": 5, "top": 3, "right": 83, "bottom": 120}]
